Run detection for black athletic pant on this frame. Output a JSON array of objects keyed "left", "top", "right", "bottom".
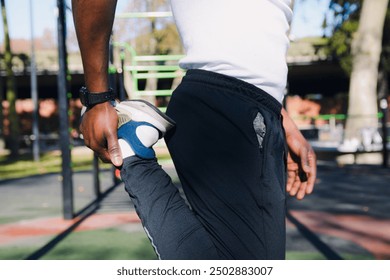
[{"left": 121, "top": 69, "right": 287, "bottom": 259}]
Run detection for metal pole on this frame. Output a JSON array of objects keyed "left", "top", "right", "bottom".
[
  {"left": 57, "top": 0, "right": 74, "bottom": 220},
  {"left": 108, "top": 36, "right": 119, "bottom": 186},
  {"left": 93, "top": 153, "right": 101, "bottom": 199},
  {"left": 118, "top": 47, "right": 126, "bottom": 101},
  {"left": 380, "top": 98, "right": 388, "bottom": 168},
  {"left": 29, "top": 0, "right": 40, "bottom": 161}
]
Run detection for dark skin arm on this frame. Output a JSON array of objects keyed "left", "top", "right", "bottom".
[
  {"left": 72, "top": 0, "right": 121, "bottom": 166},
  {"left": 282, "top": 108, "right": 317, "bottom": 199}
]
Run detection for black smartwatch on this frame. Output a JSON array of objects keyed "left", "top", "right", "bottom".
[{"left": 79, "top": 87, "right": 117, "bottom": 108}]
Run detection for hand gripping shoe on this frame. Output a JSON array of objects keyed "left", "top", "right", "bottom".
[{"left": 114, "top": 100, "right": 176, "bottom": 159}]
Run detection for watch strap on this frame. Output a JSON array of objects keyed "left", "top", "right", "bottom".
[{"left": 79, "top": 87, "right": 117, "bottom": 108}]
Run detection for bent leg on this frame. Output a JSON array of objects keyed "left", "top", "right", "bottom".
[{"left": 120, "top": 156, "right": 220, "bottom": 260}]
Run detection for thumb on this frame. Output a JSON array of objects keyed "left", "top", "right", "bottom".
[{"left": 107, "top": 134, "right": 123, "bottom": 167}]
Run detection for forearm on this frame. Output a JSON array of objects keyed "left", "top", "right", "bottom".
[
  {"left": 72, "top": 0, "right": 122, "bottom": 167},
  {"left": 281, "top": 108, "right": 304, "bottom": 142},
  {"left": 282, "top": 108, "right": 316, "bottom": 199},
  {"left": 72, "top": 0, "right": 118, "bottom": 92}
]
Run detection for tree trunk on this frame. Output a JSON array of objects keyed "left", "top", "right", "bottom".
[
  {"left": 1, "top": 0, "right": 20, "bottom": 157},
  {"left": 344, "top": 0, "right": 389, "bottom": 143}
]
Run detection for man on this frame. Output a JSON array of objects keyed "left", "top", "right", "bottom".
[{"left": 72, "top": 0, "right": 316, "bottom": 259}]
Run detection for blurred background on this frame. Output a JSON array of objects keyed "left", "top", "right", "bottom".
[{"left": 0, "top": 0, "right": 389, "bottom": 260}]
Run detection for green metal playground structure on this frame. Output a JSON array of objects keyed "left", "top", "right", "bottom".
[
  {"left": 110, "top": 41, "right": 184, "bottom": 112},
  {"left": 109, "top": 11, "right": 184, "bottom": 112}
]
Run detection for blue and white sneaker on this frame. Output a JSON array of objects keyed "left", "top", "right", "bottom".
[{"left": 115, "top": 100, "right": 175, "bottom": 159}]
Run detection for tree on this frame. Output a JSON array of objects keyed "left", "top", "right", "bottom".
[
  {"left": 343, "top": 0, "right": 389, "bottom": 142},
  {"left": 1, "top": 0, "right": 20, "bottom": 157},
  {"left": 114, "top": 0, "right": 181, "bottom": 102},
  {"left": 325, "top": 0, "right": 390, "bottom": 147},
  {"left": 326, "top": 1, "right": 360, "bottom": 75},
  {"left": 115, "top": 0, "right": 175, "bottom": 54}
]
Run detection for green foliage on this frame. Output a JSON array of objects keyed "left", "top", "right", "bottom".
[
  {"left": 1, "top": 0, "right": 20, "bottom": 156},
  {"left": 325, "top": 0, "right": 361, "bottom": 76},
  {"left": 327, "top": 19, "right": 359, "bottom": 75},
  {"left": 325, "top": 0, "right": 390, "bottom": 78},
  {"left": 328, "top": 0, "right": 361, "bottom": 30}
]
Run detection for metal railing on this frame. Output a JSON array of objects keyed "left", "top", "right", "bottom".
[{"left": 292, "top": 112, "right": 389, "bottom": 166}]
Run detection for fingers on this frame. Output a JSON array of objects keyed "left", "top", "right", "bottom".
[
  {"left": 295, "top": 146, "right": 317, "bottom": 198},
  {"left": 286, "top": 146, "right": 317, "bottom": 200},
  {"left": 297, "top": 181, "right": 308, "bottom": 200},
  {"left": 299, "top": 146, "right": 310, "bottom": 174},
  {"left": 286, "top": 170, "right": 296, "bottom": 192},
  {"left": 299, "top": 146, "right": 316, "bottom": 195},
  {"left": 288, "top": 177, "right": 301, "bottom": 197},
  {"left": 106, "top": 129, "right": 123, "bottom": 167},
  {"left": 97, "top": 150, "right": 112, "bottom": 163},
  {"left": 79, "top": 102, "right": 123, "bottom": 166},
  {"left": 83, "top": 135, "right": 112, "bottom": 163},
  {"left": 287, "top": 172, "right": 308, "bottom": 200},
  {"left": 85, "top": 132, "right": 121, "bottom": 165},
  {"left": 305, "top": 150, "right": 317, "bottom": 194},
  {"left": 283, "top": 109, "right": 317, "bottom": 200}
]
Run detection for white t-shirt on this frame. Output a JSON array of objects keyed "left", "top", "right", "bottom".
[{"left": 170, "top": 0, "right": 292, "bottom": 104}]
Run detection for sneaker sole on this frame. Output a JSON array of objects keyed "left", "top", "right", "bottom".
[{"left": 115, "top": 100, "right": 175, "bottom": 135}]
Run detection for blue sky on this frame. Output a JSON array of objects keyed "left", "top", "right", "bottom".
[
  {"left": 291, "top": 0, "right": 333, "bottom": 38},
  {"left": 0, "top": 0, "right": 331, "bottom": 41}
]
